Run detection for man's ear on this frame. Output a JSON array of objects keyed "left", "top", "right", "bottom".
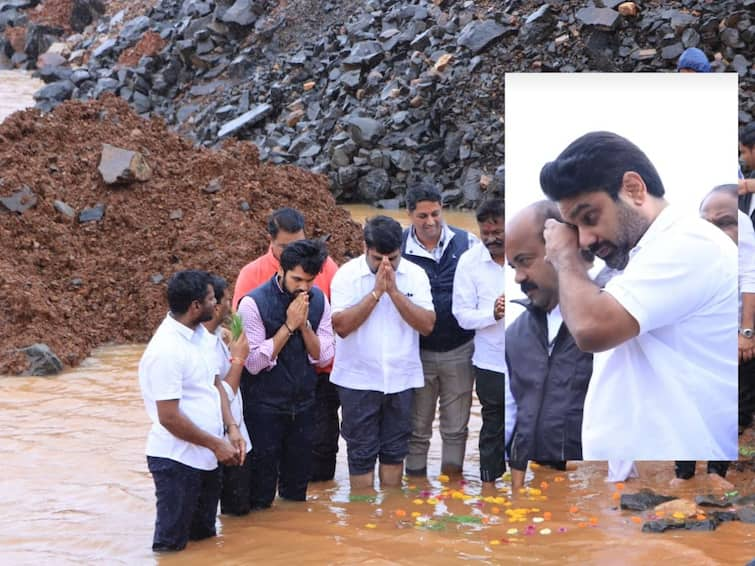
[{"left": 620, "top": 171, "right": 647, "bottom": 206}]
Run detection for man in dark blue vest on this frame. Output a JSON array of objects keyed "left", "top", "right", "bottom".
[
  {"left": 401, "top": 183, "right": 478, "bottom": 477},
  {"left": 236, "top": 240, "right": 335, "bottom": 509}
]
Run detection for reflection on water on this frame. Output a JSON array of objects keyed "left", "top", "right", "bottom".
[{"left": 0, "top": 345, "right": 752, "bottom": 565}]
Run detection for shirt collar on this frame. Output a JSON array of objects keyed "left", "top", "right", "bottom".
[
  {"left": 409, "top": 223, "right": 454, "bottom": 255},
  {"left": 165, "top": 312, "right": 206, "bottom": 342},
  {"left": 629, "top": 204, "right": 678, "bottom": 259}
]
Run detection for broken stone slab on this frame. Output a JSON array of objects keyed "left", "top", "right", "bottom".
[
  {"left": 738, "top": 506, "right": 755, "bottom": 524},
  {"left": 343, "top": 40, "right": 383, "bottom": 67},
  {"left": 661, "top": 43, "right": 684, "bottom": 60},
  {"left": 654, "top": 498, "right": 699, "bottom": 517},
  {"left": 20, "top": 343, "right": 63, "bottom": 376},
  {"left": 0, "top": 185, "right": 36, "bottom": 213},
  {"left": 98, "top": 144, "right": 152, "bottom": 185},
  {"left": 620, "top": 490, "right": 676, "bottom": 511},
  {"left": 576, "top": 7, "right": 620, "bottom": 30},
  {"left": 345, "top": 116, "right": 385, "bottom": 148},
  {"left": 0, "top": 1, "right": 39, "bottom": 10},
  {"left": 217, "top": 103, "right": 272, "bottom": 138},
  {"left": 219, "top": 0, "right": 260, "bottom": 26},
  {"left": 642, "top": 518, "right": 718, "bottom": 533},
  {"left": 357, "top": 168, "right": 390, "bottom": 201},
  {"left": 33, "top": 79, "right": 74, "bottom": 102},
  {"left": 457, "top": 19, "right": 507, "bottom": 54},
  {"left": 695, "top": 494, "right": 737, "bottom": 508},
  {"left": 53, "top": 199, "right": 76, "bottom": 218},
  {"left": 203, "top": 177, "right": 222, "bottom": 193},
  {"left": 78, "top": 203, "right": 105, "bottom": 223}
]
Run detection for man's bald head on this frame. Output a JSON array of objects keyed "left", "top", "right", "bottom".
[{"left": 700, "top": 184, "right": 738, "bottom": 244}]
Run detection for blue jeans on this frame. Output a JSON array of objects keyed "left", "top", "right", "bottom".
[{"left": 146, "top": 456, "right": 220, "bottom": 552}]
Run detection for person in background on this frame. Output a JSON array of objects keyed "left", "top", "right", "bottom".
[
  {"left": 452, "top": 197, "right": 506, "bottom": 484},
  {"left": 676, "top": 47, "right": 711, "bottom": 73},
  {"left": 203, "top": 274, "right": 253, "bottom": 515},
  {"left": 401, "top": 183, "right": 478, "bottom": 477},
  {"left": 738, "top": 122, "right": 755, "bottom": 227},
  {"left": 233, "top": 207, "right": 341, "bottom": 482}
]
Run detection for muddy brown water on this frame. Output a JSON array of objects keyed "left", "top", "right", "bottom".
[{"left": 1, "top": 72, "right": 752, "bottom": 565}]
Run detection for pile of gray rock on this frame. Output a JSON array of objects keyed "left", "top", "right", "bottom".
[{"left": 1, "top": 0, "right": 752, "bottom": 206}]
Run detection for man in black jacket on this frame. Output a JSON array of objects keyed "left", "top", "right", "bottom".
[
  {"left": 402, "top": 183, "right": 478, "bottom": 477},
  {"left": 237, "top": 240, "right": 335, "bottom": 509},
  {"left": 505, "top": 201, "right": 598, "bottom": 490},
  {"left": 739, "top": 122, "right": 755, "bottom": 229}
]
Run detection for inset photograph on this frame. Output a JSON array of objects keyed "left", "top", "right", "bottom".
[{"left": 504, "top": 73, "right": 739, "bottom": 467}]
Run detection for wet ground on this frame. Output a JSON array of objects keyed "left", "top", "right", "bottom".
[{"left": 0, "top": 346, "right": 752, "bottom": 565}]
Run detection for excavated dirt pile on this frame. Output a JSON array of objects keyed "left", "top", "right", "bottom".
[{"left": 0, "top": 94, "right": 363, "bottom": 375}]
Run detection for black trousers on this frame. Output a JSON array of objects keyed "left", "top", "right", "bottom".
[
  {"left": 220, "top": 454, "right": 253, "bottom": 516},
  {"left": 741, "top": 358, "right": 755, "bottom": 430},
  {"left": 674, "top": 460, "right": 730, "bottom": 479},
  {"left": 310, "top": 373, "right": 340, "bottom": 482},
  {"left": 146, "top": 456, "right": 220, "bottom": 552},
  {"left": 475, "top": 367, "right": 505, "bottom": 482},
  {"left": 245, "top": 406, "right": 315, "bottom": 509}
]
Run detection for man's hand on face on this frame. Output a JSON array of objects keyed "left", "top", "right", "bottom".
[{"left": 543, "top": 218, "right": 580, "bottom": 270}]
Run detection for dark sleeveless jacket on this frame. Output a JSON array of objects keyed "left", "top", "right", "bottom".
[
  {"left": 505, "top": 299, "right": 592, "bottom": 463},
  {"left": 240, "top": 275, "right": 325, "bottom": 414},
  {"left": 401, "top": 226, "right": 474, "bottom": 352}
]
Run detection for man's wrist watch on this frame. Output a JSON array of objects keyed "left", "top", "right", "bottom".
[{"left": 740, "top": 328, "right": 754, "bottom": 339}]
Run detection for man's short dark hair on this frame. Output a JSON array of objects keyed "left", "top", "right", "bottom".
[
  {"left": 280, "top": 239, "right": 328, "bottom": 276},
  {"left": 476, "top": 198, "right": 504, "bottom": 224},
  {"left": 540, "top": 131, "right": 665, "bottom": 202},
  {"left": 167, "top": 270, "right": 211, "bottom": 315},
  {"left": 405, "top": 182, "right": 442, "bottom": 212},
  {"left": 209, "top": 274, "right": 228, "bottom": 303},
  {"left": 741, "top": 122, "right": 755, "bottom": 149},
  {"left": 364, "top": 215, "right": 403, "bottom": 254},
  {"left": 267, "top": 207, "right": 305, "bottom": 238}
]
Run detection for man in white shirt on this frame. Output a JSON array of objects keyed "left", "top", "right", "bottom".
[
  {"left": 331, "top": 216, "right": 436, "bottom": 489},
  {"left": 540, "top": 131, "right": 738, "bottom": 461},
  {"left": 452, "top": 198, "right": 505, "bottom": 484},
  {"left": 138, "top": 270, "right": 241, "bottom": 552},
  {"left": 203, "top": 274, "right": 253, "bottom": 515},
  {"left": 691, "top": 185, "right": 755, "bottom": 486}
]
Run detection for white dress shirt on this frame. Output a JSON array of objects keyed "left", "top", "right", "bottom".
[
  {"left": 330, "top": 255, "right": 434, "bottom": 393},
  {"left": 204, "top": 328, "right": 252, "bottom": 454},
  {"left": 139, "top": 314, "right": 223, "bottom": 470},
  {"left": 738, "top": 210, "right": 755, "bottom": 322},
  {"left": 451, "top": 242, "right": 504, "bottom": 373},
  {"left": 583, "top": 206, "right": 738, "bottom": 460}
]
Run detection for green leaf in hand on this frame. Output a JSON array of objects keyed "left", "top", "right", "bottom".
[{"left": 230, "top": 312, "right": 244, "bottom": 340}]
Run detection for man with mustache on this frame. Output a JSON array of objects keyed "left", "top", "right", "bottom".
[
  {"left": 505, "top": 201, "right": 602, "bottom": 490},
  {"left": 539, "top": 131, "right": 738, "bottom": 461},
  {"left": 330, "top": 216, "right": 435, "bottom": 489},
  {"left": 452, "top": 197, "right": 507, "bottom": 485},
  {"left": 237, "top": 240, "right": 334, "bottom": 509}
]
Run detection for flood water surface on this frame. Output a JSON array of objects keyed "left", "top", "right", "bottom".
[{"left": 0, "top": 345, "right": 752, "bottom": 565}]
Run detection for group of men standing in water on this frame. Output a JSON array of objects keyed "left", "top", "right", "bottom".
[{"left": 139, "top": 184, "right": 504, "bottom": 551}]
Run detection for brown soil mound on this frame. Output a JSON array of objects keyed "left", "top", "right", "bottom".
[
  {"left": 117, "top": 31, "right": 166, "bottom": 66},
  {"left": 28, "top": 0, "right": 74, "bottom": 33},
  {"left": 0, "top": 94, "right": 363, "bottom": 375}
]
